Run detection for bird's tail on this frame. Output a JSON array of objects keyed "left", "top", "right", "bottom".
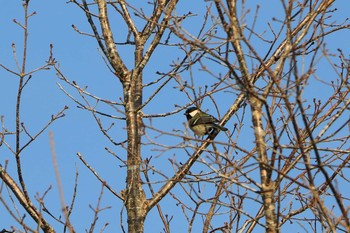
[{"left": 214, "top": 124, "right": 228, "bottom": 132}]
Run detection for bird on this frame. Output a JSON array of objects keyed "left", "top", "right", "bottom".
[{"left": 184, "top": 107, "right": 228, "bottom": 136}]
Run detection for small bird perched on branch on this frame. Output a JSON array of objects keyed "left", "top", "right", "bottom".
[{"left": 184, "top": 107, "right": 228, "bottom": 136}]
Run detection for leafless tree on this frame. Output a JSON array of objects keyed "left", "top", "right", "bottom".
[{"left": 0, "top": 0, "right": 349, "bottom": 232}]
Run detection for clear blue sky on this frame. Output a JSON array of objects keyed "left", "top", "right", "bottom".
[{"left": 0, "top": 1, "right": 349, "bottom": 232}]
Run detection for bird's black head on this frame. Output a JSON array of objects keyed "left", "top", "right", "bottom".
[{"left": 184, "top": 107, "right": 198, "bottom": 120}]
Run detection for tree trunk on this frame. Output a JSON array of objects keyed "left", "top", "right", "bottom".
[{"left": 124, "top": 43, "right": 146, "bottom": 231}]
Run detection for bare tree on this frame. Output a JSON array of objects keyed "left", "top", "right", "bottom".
[
  {"left": 0, "top": 0, "right": 349, "bottom": 233},
  {"left": 167, "top": 1, "right": 350, "bottom": 232}
]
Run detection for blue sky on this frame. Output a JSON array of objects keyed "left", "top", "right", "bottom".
[{"left": 0, "top": 1, "right": 349, "bottom": 232}]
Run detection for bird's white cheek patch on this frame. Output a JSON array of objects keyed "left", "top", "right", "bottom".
[{"left": 189, "top": 109, "right": 200, "bottom": 117}]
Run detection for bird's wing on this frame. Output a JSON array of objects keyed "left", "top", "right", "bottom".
[{"left": 192, "top": 114, "right": 219, "bottom": 125}]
